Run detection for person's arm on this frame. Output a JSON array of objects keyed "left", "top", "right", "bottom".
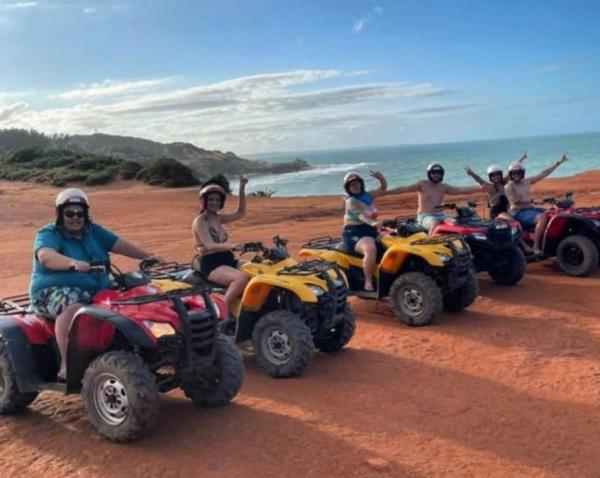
[
  {"left": 346, "top": 197, "right": 379, "bottom": 227},
  {"left": 529, "top": 154, "right": 568, "bottom": 184},
  {"left": 445, "top": 184, "right": 484, "bottom": 195},
  {"left": 386, "top": 181, "right": 421, "bottom": 195},
  {"left": 221, "top": 174, "right": 247, "bottom": 224},
  {"left": 194, "top": 217, "right": 238, "bottom": 253},
  {"left": 37, "top": 248, "right": 90, "bottom": 272},
  {"left": 110, "top": 238, "right": 156, "bottom": 260},
  {"left": 464, "top": 166, "right": 488, "bottom": 186},
  {"left": 368, "top": 170, "right": 388, "bottom": 198}
]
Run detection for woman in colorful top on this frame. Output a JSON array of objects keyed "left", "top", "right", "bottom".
[
  {"left": 464, "top": 151, "right": 527, "bottom": 219},
  {"left": 342, "top": 170, "right": 387, "bottom": 292},
  {"left": 192, "top": 174, "right": 249, "bottom": 306},
  {"left": 505, "top": 154, "right": 569, "bottom": 255},
  {"left": 30, "top": 188, "right": 161, "bottom": 381}
]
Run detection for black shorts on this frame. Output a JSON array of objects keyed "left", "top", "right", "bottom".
[
  {"left": 193, "top": 251, "right": 238, "bottom": 278},
  {"left": 342, "top": 224, "right": 378, "bottom": 251},
  {"left": 489, "top": 205, "right": 508, "bottom": 219}
]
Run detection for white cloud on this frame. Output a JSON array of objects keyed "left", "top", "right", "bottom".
[
  {"left": 4, "top": 2, "right": 37, "bottom": 9},
  {"left": 0, "top": 102, "right": 28, "bottom": 122},
  {"left": 83, "top": 7, "right": 96, "bottom": 14},
  {"left": 353, "top": 6, "right": 383, "bottom": 34},
  {"left": 51, "top": 77, "right": 176, "bottom": 100},
  {"left": 8, "top": 69, "right": 465, "bottom": 153}
]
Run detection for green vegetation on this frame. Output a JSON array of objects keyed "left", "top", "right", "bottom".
[
  {"left": 0, "top": 146, "right": 198, "bottom": 188},
  {"left": 135, "top": 157, "right": 200, "bottom": 187}
]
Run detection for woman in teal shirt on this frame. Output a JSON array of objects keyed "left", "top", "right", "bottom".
[{"left": 30, "top": 188, "right": 161, "bottom": 381}]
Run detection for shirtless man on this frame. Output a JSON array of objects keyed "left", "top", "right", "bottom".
[{"left": 387, "top": 163, "right": 482, "bottom": 234}]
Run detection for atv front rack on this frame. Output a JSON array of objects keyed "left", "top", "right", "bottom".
[
  {"left": 110, "top": 286, "right": 210, "bottom": 306},
  {"left": 302, "top": 236, "right": 341, "bottom": 250},
  {"left": 278, "top": 259, "right": 340, "bottom": 276},
  {"left": 412, "top": 234, "right": 462, "bottom": 246},
  {"left": 141, "top": 261, "right": 191, "bottom": 279},
  {"left": 0, "top": 294, "right": 31, "bottom": 315}
]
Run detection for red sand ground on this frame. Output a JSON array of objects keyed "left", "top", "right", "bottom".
[{"left": 1, "top": 173, "right": 600, "bottom": 478}]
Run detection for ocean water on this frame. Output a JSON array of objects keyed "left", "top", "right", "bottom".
[{"left": 236, "top": 131, "right": 600, "bottom": 197}]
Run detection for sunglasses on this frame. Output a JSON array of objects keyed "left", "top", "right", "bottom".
[
  {"left": 490, "top": 172, "right": 503, "bottom": 177},
  {"left": 510, "top": 171, "right": 524, "bottom": 176},
  {"left": 430, "top": 171, "right": 443, "bottom": 176},
  {"left": 64, "top": 210, "right": 85, "bottom": 218}
]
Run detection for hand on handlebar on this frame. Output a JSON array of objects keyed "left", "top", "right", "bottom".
[
  {"left": 231, "top": 243, "right": 245, "bottom": 252},
  {"left": 69, "top": 260, "right": 90, "bottom": 272}
]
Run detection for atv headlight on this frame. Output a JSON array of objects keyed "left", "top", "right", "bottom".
[
  {"left": 143, "top": 321, "right": 176, "bottom": 338},
  {"left": 470, "top": 232, "right": 488, "bottom": 241},
  {"left": 435, "top": 253, "right": 450, "bottom": 262},
  {"left": 511, "top": 227, "right": 519, "bottom": 235},
  {"left": 592, "top": 220, "right": 600, "bottom": 228},
  {"left": 306, "top": 284, "right": 325, "bottom": 297}
]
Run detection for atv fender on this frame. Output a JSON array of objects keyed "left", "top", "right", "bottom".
[
  {"left": 544, "top": 215, "right": 598, "bottom": 254},
  {"left": 240, "top": 276, "right": 318, "bottom": 313},
  {"left": 0, "top": 317, "right": 43, "bottom": 394},
  {"left": 379, "top": 247, "right": 446, "bottom": 274},
  {"left": 66, "top": 306, "right": 156, "bottom": 393},
  {"left": 298, "top": 249, "right": 360, "bottom": 269}
]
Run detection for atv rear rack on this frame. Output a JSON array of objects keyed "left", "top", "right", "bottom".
[
  {"left": 412, "top": 234, "right": 461, "bottom": 246},
  {"left": 0, "top": 294, "right": 31, "bottom": 315}
]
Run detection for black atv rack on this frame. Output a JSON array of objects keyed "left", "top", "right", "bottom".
[
  {"left": 141, "top": 261, "right": 191, "bottom": 279},
  {"left": 302, "top": 236, "right": 341, "bottom": 250},
  {"left": 278, "top": 259, "right": 340, "bottom": 276},
  {"left": 412, "top": 234, "right": 461, "bottom": 246},
  {"left": 0, "top": 294, "right": 31, "bottom": 315}
]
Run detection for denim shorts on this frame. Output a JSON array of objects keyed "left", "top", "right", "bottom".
[
  {"left": 416, "top": 213, "right": 447, "bottom": 231},
  {"left": 511, "top": 207, "right": 545, "bottom": 230},
  {"left": 31, "top": 286, "right": 91, "bottom": 319}
]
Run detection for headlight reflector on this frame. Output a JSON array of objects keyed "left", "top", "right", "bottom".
[{"left": 143, "top": 321, "right": 176, "bottom": 338}]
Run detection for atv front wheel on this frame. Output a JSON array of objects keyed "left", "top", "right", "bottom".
[
  {"left": 443, "top": 271, "right": 479, "bottom": 312},
  {"left": 0, "top": 341, "right": 38, "bottom": 414},
  {"left": 314, "top": 305, "right": 356, "bottom": 353},
  {"left": 556, "top": 234, "right": 599, "bottom": 276},
  {"left": 183, "top": 334, "right": 244, "bottom": 406},
  {"left": 488, "top": 247, "right": 526, "bottom": 286},
  {"left": 252, "top": 310, "right": 314, "bottom": 378},
  {"left": 82, "top": 351, "right": 159, "bottom": 442},
  {"left": 389, "top": 272, "right": 443, "bottom": 326}
]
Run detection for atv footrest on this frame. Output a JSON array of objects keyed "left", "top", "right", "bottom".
[
  {"left": 352, "top": 290, "right": 379, "bottom": 300},
  {"left": 37, "top": 382, "right": 67, "bottom": 393}
]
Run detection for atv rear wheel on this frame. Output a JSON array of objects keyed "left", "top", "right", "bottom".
[
  {"left": 82, "top": 351, "right": 159, "bottom": 442},
  {"left": 0, "top": 341, "right": 38, "bottom": 414},
  {"left": 488, "top": 247, "right": 526, "bottom": 286},
  {"left": 443, "top": 271, "right": 479, "bottom": 312},
  {"left": 314, "top": 305, "right": 356, "bottom": 353},
  {"left": 252, "top": 310, "right": 314, "bottom": 378},
  {"left": 557, "top": 234, "right": 599, "bottom": 276},
  {"left": 389, "top": 272, "right": 443, "bottom": 326},
  {"left": 183, "top": 334, "right": 244, "bottom": 406}
]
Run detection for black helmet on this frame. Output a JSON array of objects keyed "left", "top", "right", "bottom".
[{"left": 426, "top": 163, "right": 445, "bottom": 182}]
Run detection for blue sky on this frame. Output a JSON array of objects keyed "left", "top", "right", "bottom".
[{"left": 0, "top": 0, "right": 599, "bottom": 154}]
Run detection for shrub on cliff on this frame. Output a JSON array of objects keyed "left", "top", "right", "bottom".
[{"left": 135, "top": 157, "right": 200, "bottom": 187}]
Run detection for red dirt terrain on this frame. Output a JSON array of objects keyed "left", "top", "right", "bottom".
[{"left": 1, "top": 173, "right": 600, "bottom": 478}]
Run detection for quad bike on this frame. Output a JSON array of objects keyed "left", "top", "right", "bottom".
[
  {"left": 522, "top": 192, "right": 600, "bottom": 276},
  {"left": 428, "top": 202, "right": 527, "bottom": 286},
  {"left": 0, "top": 259, "right": 244, "bottom": 442},
  {"left": 144, "top": 236, "right": 355, "bottom": 379},
  {"left": 298, "top": 221, "right": 478, "bottom": 327}
]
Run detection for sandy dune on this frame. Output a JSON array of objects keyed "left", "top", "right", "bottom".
[{"left": 1, "top": 172, "right": 600, "bottom": 477}]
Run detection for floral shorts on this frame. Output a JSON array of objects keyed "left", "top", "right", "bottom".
[{"left": 31, "top": 286, "right": 91, "bottom": 319}]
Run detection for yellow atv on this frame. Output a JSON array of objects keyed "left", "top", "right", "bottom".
[
  {"left": 147, "top": 236, "right": 355, "bottom": 378},
  {"left": 298, "top": 218, "right": 478, "bottom": 326}
]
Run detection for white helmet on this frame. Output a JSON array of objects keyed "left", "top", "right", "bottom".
[
  {"left": 486, "top": 165, "right": 502, "bottom": 175},
  {"left": 55, "top": 188, "right": 89, "bottom": 207},
  {"left": 508, "top": 162, "right": 525, "bottom": 175},
  {"left": 426, "top": 163, "right": 445, "bottom": 182},
  {"left": 342, "top": 171, "right": 365, "bottom": 193}
]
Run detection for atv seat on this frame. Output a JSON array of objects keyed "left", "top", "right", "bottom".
[{"left": 180, "top": 270, "right": 227, "bottom": 293}]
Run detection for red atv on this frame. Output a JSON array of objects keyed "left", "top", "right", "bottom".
[
  {"left": 522, "top": 192, "right": 600, "bottom": 276},
  {"left": 0, "top": 260, "right": 244, "bottom": 442},
  {"left": 428, "top": 203, "right": 526, "bottom": 285}
]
